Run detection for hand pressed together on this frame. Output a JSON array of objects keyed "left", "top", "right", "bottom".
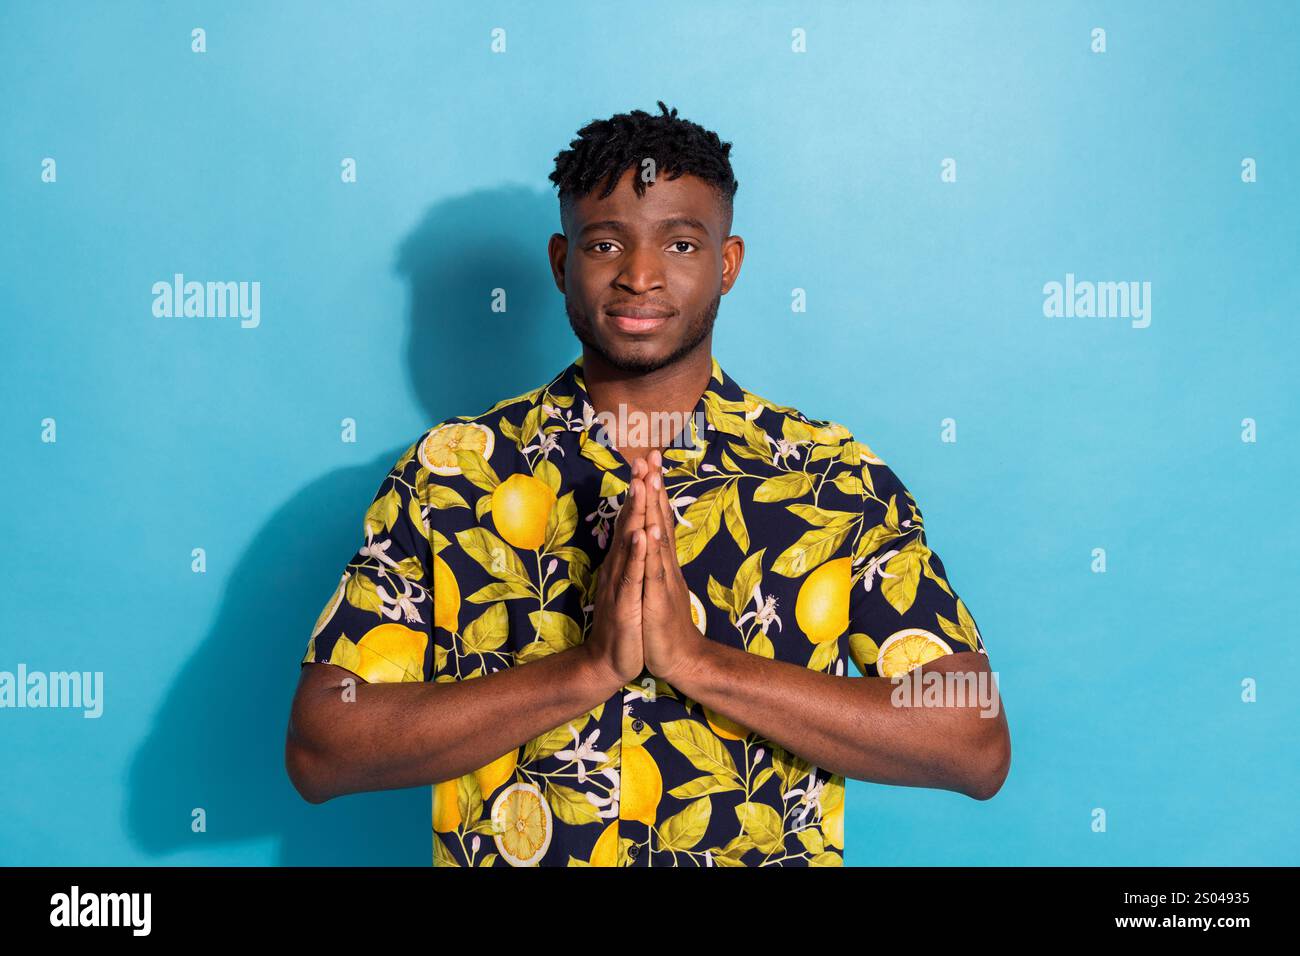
[{"left": 583, "top": 449, "right": 707, "bottom": 689}]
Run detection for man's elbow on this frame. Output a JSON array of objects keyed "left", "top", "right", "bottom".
[
  {"left": 285, "top": 733, "right": 332, "bottom": 805},
  {"left": 964, "top": 730, "right": 1011, "bottom": 801}
]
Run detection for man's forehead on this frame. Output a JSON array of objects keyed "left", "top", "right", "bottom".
[{"left": 566, "top": 171, "right": 725, "bottom": 233}]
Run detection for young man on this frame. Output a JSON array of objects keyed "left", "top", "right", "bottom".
[{"left": 286, "top": 102, "right": 1010, "bottom": 867}]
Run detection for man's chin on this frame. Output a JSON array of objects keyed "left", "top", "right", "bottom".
[
  {"left": 567, "top": 304, "right": 715, "bottom": 375},
  {"left": 595, "top": 340, "right": 676, "bottom": 375}
]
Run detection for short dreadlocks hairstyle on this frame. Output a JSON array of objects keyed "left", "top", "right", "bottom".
[{"left": 549, "top": 101, "right": 739, "bottom": 234}]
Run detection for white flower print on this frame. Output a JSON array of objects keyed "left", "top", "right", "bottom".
[{"left": 555, "top": 725, "right": 609, "bottom": 785}]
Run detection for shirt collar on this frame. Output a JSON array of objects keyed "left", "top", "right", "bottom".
[{"left": 538, "top": 351, "right": 750, "bottom": 463}]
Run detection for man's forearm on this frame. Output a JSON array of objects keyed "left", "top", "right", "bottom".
[
  {"left": 666, "top": 637, "right": 1009, "bottom": 799},
  {"left": 288, "top": 645, "right": 620, "bottom": 803}
]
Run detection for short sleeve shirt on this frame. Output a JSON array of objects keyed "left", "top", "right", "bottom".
[{"left": 301, "top": 353, "right": 989, "bottom": 866}]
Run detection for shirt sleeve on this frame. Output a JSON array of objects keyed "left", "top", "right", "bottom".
[
  {"left": 846, "top": 458, "right": 987, "bottom": 679},
  {"left": 300, "top": 439, "right": 434, "bottom": 683}
]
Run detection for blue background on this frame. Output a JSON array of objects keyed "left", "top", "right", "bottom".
[{"left": 1, "top": 0, "right": 1296, "bottom": 866}]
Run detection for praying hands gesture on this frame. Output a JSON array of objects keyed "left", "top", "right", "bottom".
[{"left": 582, "top": 449, "right": 707, "bottom": 690}]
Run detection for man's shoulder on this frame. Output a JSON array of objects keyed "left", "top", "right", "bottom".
[
  {"left": 391, "top": 377, "right": 552, "bottom": 480},
  {"left": 740, "top": 384, "right": 887, "bottom": 466}
]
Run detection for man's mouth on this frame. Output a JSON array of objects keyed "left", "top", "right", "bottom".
[{"left": 605, "top": 305, "right": 675, "bottom": 334}]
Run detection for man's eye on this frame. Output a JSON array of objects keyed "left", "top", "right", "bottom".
[
  {"left": 591, "top": 242, "right": 617, "bottom": 253},
  {"left": 671, "top": 241, "right": 697, "bottom": 253}
]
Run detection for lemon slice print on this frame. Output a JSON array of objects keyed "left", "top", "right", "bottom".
[
  {"left": 491, "top": 781, "right": 553, "bottom": 866},
  {"left": 419, "top": 422, "right": 495, "bottom": 476},
  {"left": 688, "top": 590, "right": 706, "bottom": 635},
  {"left": 859, "top": 442, "right": 884, "bottom": 465},
  {"left": 311, "top": 573, "right": 347, "bottom": 639},
  {"left": 876, "top": 628, "right": 951, "bottom": 679}
]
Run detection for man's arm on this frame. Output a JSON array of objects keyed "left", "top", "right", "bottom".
[
  {"left": 663, "top": 643, "right": 1010, "bottom": 800},
  {"left": 286, "top": 647, "right": 619, "bottom": 804},
  {"left": 638, "top": 449, "right": 1010, "bottom": 801},
  {"left": 286, "top": 448, "right": 649, "bottom": 805}
]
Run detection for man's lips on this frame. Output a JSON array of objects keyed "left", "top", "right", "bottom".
[{"left": 605, "top": 306, "right": 675, "bottom": 333}]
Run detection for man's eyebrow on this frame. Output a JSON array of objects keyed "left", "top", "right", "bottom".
[{"left": 577, "top": 216, "right": 711, "bottom": 237}]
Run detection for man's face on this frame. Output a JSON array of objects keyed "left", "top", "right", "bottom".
[{"left": 549, "top": 167, "right": 744, "bottom": 375}]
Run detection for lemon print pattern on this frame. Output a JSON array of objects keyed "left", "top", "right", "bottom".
[
  {"left": 474, "top": 748, "right": 518, "bottom": 799},
  {"left": 795, "top": 557, "right": 851, "bottom": 644},
  {"left": 589, "top": 820, "right": 619, "bottom": 867},
  {"left": 326, "top": 622, "right": 427, "bottom": 683},
  {"left": 300, "top": 353, "right": 988, "bottom": 866},
  {"left": 687, "top": 590, "right": 706, "bottom": 635},
  {"left": 618, "top": 744, "right": 663, "bottom": 825},
  {"left": 491, "top": 473, "right": 557, "bottom": 550},
  {"left": 703, "top": 704, "right": 750, "bottom": 741},
  {"left": 431, "top": 779, "right": 460, "bottom": 834},
  {"left": 431, "top": 553, "right": 459, "bottom": 633},
  {"left": 419, "top": 422, "right": 494, "bottom": 476},
  {"left": 492, "top": 782, "right": 552, "bottom": 866},
  {"left": 876, "top": 628, "right": 953, "bottom": 679}
]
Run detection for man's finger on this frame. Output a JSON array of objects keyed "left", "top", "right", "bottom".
[
  {"left": 605, "top": 479, "right": 635, "bottom": 591},
  {"left": 611, "top": 463, "right": 647, "bottom": 595},
  {"left": 649, "top": 451, "right": 679, "bottom": 561},
  {"left": 617, "top": 474, "right": 647, "bottom": 592},
  {"left": 622, "top": 524, "right": 647, "bottom": 602},
  {"left": 643, "top": 488, "right": 669, "bottom": 598}
]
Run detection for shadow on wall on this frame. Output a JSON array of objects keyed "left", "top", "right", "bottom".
[{"left": 127, "top": 185, "right": 580, "bottom": 864}]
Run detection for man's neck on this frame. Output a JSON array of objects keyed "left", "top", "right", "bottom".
[{"left": 580, "top": 343, "right": 713, "bottom": 458}]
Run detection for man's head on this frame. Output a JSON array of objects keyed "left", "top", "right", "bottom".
[{"left": 548, "top": 102, "right": 744, "bottom": 375}]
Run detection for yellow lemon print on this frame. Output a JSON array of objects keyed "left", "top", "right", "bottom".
[
  {"left": 619, "top": 744, "right": 663, "bottom": 825},
  {"left": 354, "top": 622, "right": 427, "bottom": 682},
  {"left": 491, "top": 781, "right": 553, "bottom": 866},
  {"left": 589, "top": 820, "right": 619, "bottom": 867},
  {"left": 859, "top": 443, "right": 884, "bottom": 466},
  {"left": 419, "top": 422, "right": 494, "bottom": 476},
  {"left": 688, "top": 590, "right": 706, "bottom": 635},
  {"left": 491, "top": 473, "right": 556, "bottom": 550},
  {"left": 795, "top": 557, "right": 851, "bottom": 644},
  {"left": 703, "top": 704, "right": 750, "bottom": 741},
  {"left": 876, "top": 628, "right": 951, "bottom": 679},
  {"left": 821, "top": 796, "right": 844, "bottom": 849},
  {"left": 474, "top": 748, "right": 518, "bottom": 800},
  {"left": 432, "top": 778, "right": 461, "bottom": 833},
  {"left": 432, "top": 553, "right": 460, "bottom": 632},
  {"left": 311, "top": 574, "right": 347, "bottom": 639},
  {"left": 811, "top": 422, "right": 852, "bottom": 444}
]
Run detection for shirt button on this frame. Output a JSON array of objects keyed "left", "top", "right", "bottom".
[
  {"left": 628, "top": 843, "right": 640, "bottom": 860},
  {"left": 631, "top": 718, "right": 644, "bottom": 732}
]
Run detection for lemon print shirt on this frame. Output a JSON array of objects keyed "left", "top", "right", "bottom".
[{"left": 302, "top": 352, "right": 988, "bottom": 867}]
